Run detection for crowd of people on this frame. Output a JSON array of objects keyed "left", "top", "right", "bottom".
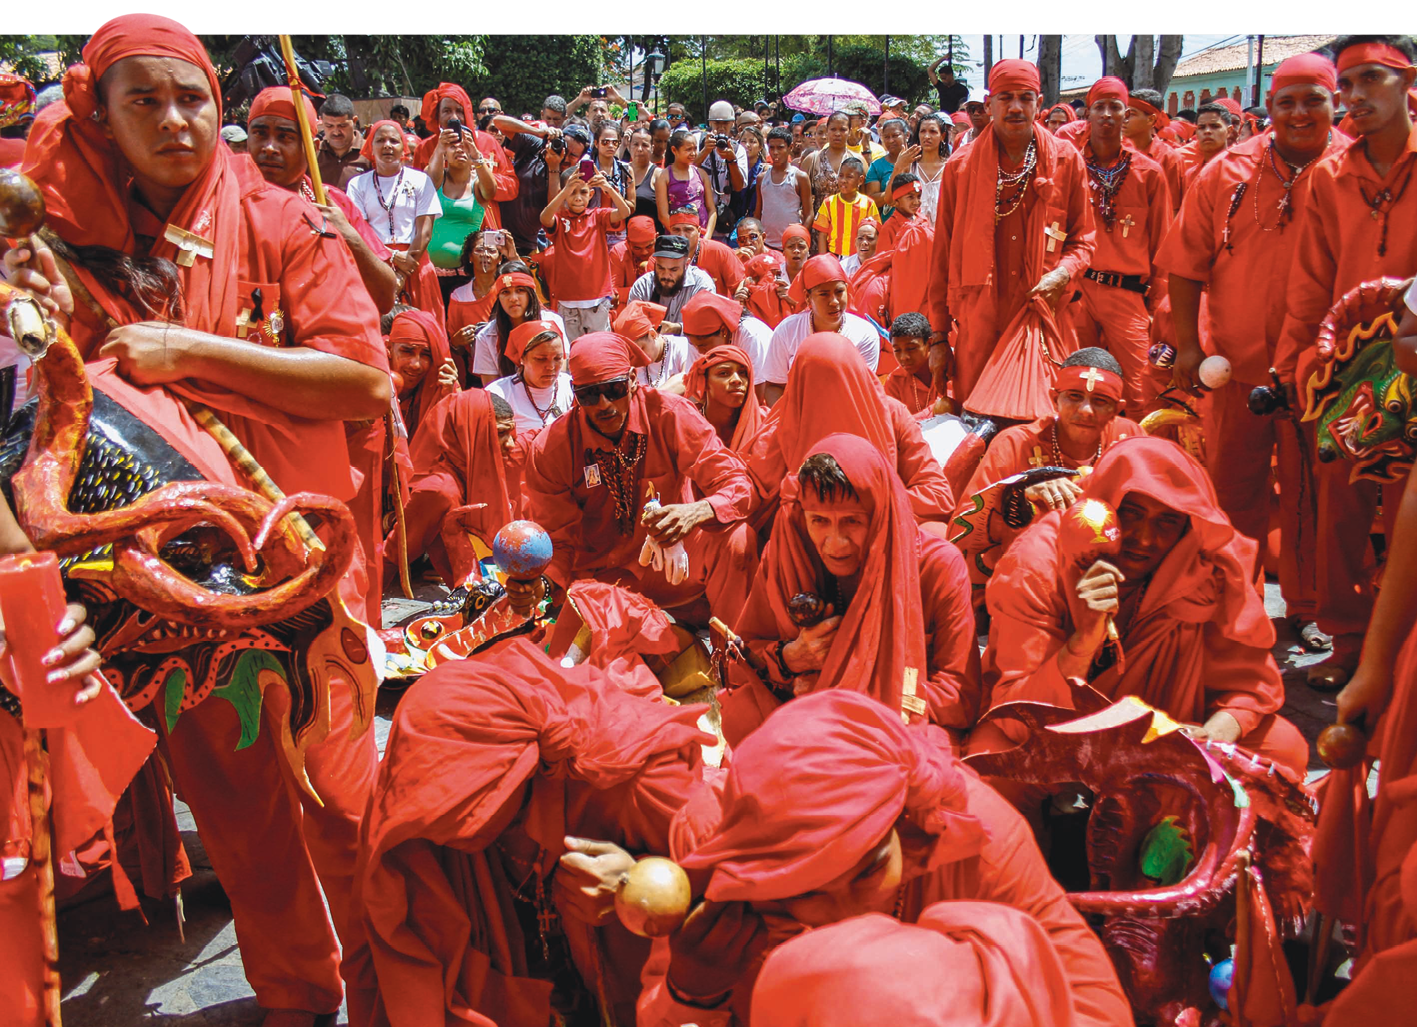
[{"left": 1, "top": 16, "right": 1416, "bottom": 1027}]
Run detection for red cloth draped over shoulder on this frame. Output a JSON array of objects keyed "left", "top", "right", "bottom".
[
  {"left": 411, "top": 83, "right": 473, "bottom": 169},
  {"left": 984, "top": 436, "right": 1283, "bottom": 735},
  {"left": 888, "top": 212, "right": 936, "bottom": 322},
  {"left": 737, "top": 434, "right": 928, "bottom": 722},
  {"left": 683, "top": 343, "right": 764, "bottom": 452},
  {"left": 848, "top": 250, "right": 892, "bottom": 324},
  {"left": 345, "top": 637, "right": 710, "bottom": 1027},
  {"left": 742, "top": 251, "right": 798, "bottom": 328},
  {"left": 750, "top": 902, "right": 1077, "bottom": 1027},
  {"left": 390, "top": 309, "right": 456, "bottom": 440}
]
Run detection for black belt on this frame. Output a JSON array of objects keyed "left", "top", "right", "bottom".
[{"left": 1084, "top": 269, "right": 1148, "bottom": 294}]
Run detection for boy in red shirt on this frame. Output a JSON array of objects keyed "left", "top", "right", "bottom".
[{"left": 540, "top": 166, "right": 633, "bottom": 340}]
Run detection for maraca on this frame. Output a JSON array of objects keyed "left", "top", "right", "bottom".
[
  {"left": 1197, "top": 355, "right": 1232, "bottom": 390},
  {"left": 614, "top": 856, "right": 693, "bottom": 938},
  {"left": 1058, "top": 498, "right": 1122, "bottom": 642},
  {"left": 1317, "top": 721, "right": 1367, "bottom": 770},
  {"left": 492, "top": 520, "right": 553, "bottom": 615},
  {"left": 0, "top": 167, "right": 46, "bottom": 238},
  {"left": 787, "top": 592, "right": 828, "bottom": 628}
]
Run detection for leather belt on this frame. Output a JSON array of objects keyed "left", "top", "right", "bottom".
[{"left": 1084, "top": 268, "right": 1148, "bottom": 294}]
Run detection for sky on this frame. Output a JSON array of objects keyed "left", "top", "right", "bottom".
[{"left": 949, "top": 35, "right": 1240, "bottom": 95}]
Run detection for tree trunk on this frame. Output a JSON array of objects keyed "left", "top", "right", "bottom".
[
  {"left": 1040, "top": 35, "right": 1062, "bottom": 105},
  {"left": 984, "top": 34, "right": 993, "bottom": 81},
  {"left": 1095, "top": 35, "right": 1135, "bottom": 87},
  {"left": 1133, "top": 35, "right": 1155, "bottom": 90},
  {"left": 1154, "top": 35, "right": 1184, "bottom": 98}
]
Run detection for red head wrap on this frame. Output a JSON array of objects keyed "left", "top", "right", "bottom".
[
  {"left": 0, "top": 73, "right": 36, "bottom": 129},
  {"left": 1086, "top": 77, "right": 1128, "bottom": 108},
  {"left": 626, "top": 215, "right": 657, "bottom": 246},
  {"left": 248, "top": 85, "right": 318, "bottom": 138},
  {"left": 681, "top": 291, "right": 742, "bottom": 336},
  {"left": 1126, "top": 93, "right": 1170, "bottom": 129},
  {"left": 504, "top": 319, "right": 564, "bottom": 366},
  {"left": 1270, "top": 54, "right": 1339, "bottom": 95},
  {"left": 360, "top": 120, "right": 406, "bottom": 163},
  {"left": 890, "top": 177, "right": 923, "bottom": 201},
  {"left": 683, "top": 344, "right": 762, "bottom": 452},
  {"left": 1053, "top": 363, "right": 1123, "bottom": 402},
  {"left": 668, "top": 208, "right": 702, "bottom": 228},
  {"left": 1043, "top": 103, "right": 1076, "bottom": 125},
  {"left": 951, "top": 110, "right": 971, "bottom": 126},
  {"left": 1336, "top": 42, "right": 1416, "bottom": 75},
  {"left": 487, "top": 271, "right": 539, "bottom": 308},
  {"left": 613, "top": 300, "right": 667, "bottom": 340},
  {"left": 388, "top": 309, "right": 455, "bottom": 431},
  {"left": 988, "top": 59, "right": 1041, "bottom": 96},
  {"left": 675, "top": 689, "right": 984, "bottom": 901},
  {"left": 743, "top": 252, "right": 781, "bottom": 282},
  {"left": 567, "top": 331, "right": 650, "bottom": 387},
  {"left": 419, "top": 82, "right": 473, "bottom": 128},
  {"left": 751, "top": 903, "right": 1077, "bottom": 1027},
  {"left": 1214, "top": 97, "right": 1242, "bottom": 119},
  {"left": 787, "top": 253, "right": 847, "bottom": 306},
  {"left": 781, "top": 223, "right": 811, "bottom": 247}
]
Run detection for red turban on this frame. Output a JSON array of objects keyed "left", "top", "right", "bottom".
[
  {"left": 1214, "top": 97, "right": 1242, "bottom": 119},
  {"left": 0, "top": 73, "right": 35, "bottom": 129},
  {"left": 681, "top": 291, "right": 743, "bottom": 336},
  {"left": 388, "top": 309, "right": 454, "bottom": 431},
  {"left": 504, "top": 318, "right": 563, "bottom": 366},
  {"left": 1336, "top": 42, "right": 1416, "bottom": 75},
  {"left": 951, "top": 111, "right": 971, "bottom": 126},
  {"left": 781, "top": 224, "right": 811, "bottom": 247},
  {"left": 675, "top": 689, "right": 984, "bottom": 901},
  {"left": 626, "top": 215, "right": 657, "bottom": 245},
  {"left": 1270, "top": 54, "right": 1338, "bottom": 95},
  {"left": 1126, "top": 92, "right": 1170, "bottom": 129},
  {"left": 683, "top": 344, "right": 763, "bottom": 453},
  {"left": 567, "top": 331, "right": 650, "bottom": 387},
  {"left": 613, "top": 300, "right": 667, "bottom": 340},
  {"left": 248, "top": 85, "right": 318, "bottom": 137},
  {"left": 988, "top": 59, "right": 1041, "bottom": 96},
  {"left": 419, "top": 82, "right": 473, "bottom": 127},
  {"left": 1086, "top": 77, "right": 1128, "bottom": 108},
  {"left": 787, "top": 253, "right": 847, "bottom": 306},
  {"left": 360, "top": 119, "right": 406, "bottom": 163},
  {"left": 1043, "top": 103, "right": 1076, "bottom": 125},
  {"left": 1054, "top": 362, "right": 1123, "bottom": 402},
  {"left": 751, "top": 903, "right": 1078, "bottom": 1027}
]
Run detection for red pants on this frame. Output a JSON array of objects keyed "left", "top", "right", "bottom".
[
  {"left": 1070, "top": 279, "right": 1164, "bottom": 414},
  {"left": 159, "top": 677, "right": 377, "bottom": 1014},
  {"left": 0, "top": 840, "right": 46, "bottom": 1027},
  {"left": 1205, "top": 379, "right": 1318, "bottom": 621}
]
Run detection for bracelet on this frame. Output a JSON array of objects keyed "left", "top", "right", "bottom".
[
  {"left": 666, "top": 976, "right": 732, "bottom": 1010},
  {"left": 773, "top": 639, "right": 794, "bottom": 679}
]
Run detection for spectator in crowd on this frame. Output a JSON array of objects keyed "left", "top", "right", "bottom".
[
  {"left": 666, "top": 101, "right": 688, "bottom": 129},
  {"left": 540, "top": 158, "right": 633, "bottom": 340},
  {"left": 586, "top": 119, "right": 634, "bottom": 246},
  {"left": 447, "top": 228, "right": 518, "bottom": 369},
  {"left": 219, "top": 124, "right": 247, "bottom": 153},
  {"left": 484, "top": 319, "right": 574, "bottom": 433},
  {"left": 734, "top": 125, "right": 766, "bottom": 227},
  {"left": 734, "top": 216, "right": 772, "bottom": 265},
  {"left": 540, "top": 93, "right": 568, "bottom": 128},
  {"left": 840, "top": 217, "right": 879, "bottom": 276},
  {"left": 317, "top": 92, "right": 369, "bottom": 189},
  {"left": 1044, "top": 103, "right": 1077, "bottom": 133},
  {"left": 864, "top": 117, "right": 910, "bottom": 208},
  {"left": 930, "top": 57, "right": 971, "bottom": 113},
  {"left": 698, "top": 100, "right": 749, "bottom": 238},
  {"left": 494, "top": 110, "right": 590, "bottom": 254},
  {"left": 471, "top": 266, "right": 566, "bottom": 385},
  {"left": 755, "top": 126, "right": 813, "bottom": 250},
  {"left": 813, "top": 156, "right": 879, "bottom": 259},
  {"left": 909, "top": 102, "right": 934, "bottom": 133},
  {"left": 425, "top": 122, "right": 497, "bottom": 304},
  {"left": 842, "top": 100, "right": 884, "bottom": 164},
  {"left": 627, "top": 125, "right": 660, "bottom": 221},
  {"left": 627, "top": 234, "right": 716, "bottom": 327},
  {"left": 800, "top": 110, "right": 854, "bottom": 216},
  {"left": 959, "top": 98, "right": 989, "bottom": 146},
  {"left": 648, "top": 117, "right": 672, "bottom": 165},
  {"left": 909, "top": 112, "right": 950, "bottom": 222},
  {"left": 474, "top": 96, "right": 502, "bottom": 130},
  {"left": 656, "top": 128, "right": 714, "bottom": 235},
  {"left": 662, "top": 208, "right": 744, "bottom": 297}
]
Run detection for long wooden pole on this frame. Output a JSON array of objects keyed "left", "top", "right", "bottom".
[
  {"left": 1233, "top": 850, "right": 1251, "bottom": 1027},
  {"left": 385, "top": 410, "right": 413, "bottom": 600},
  {"left": 25, "top": 729, "right": 61, "bottom": 1025},
  {"left": 278, "top": 35, "right": 326, "bottom": 206}
]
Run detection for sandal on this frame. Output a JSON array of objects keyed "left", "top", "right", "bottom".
[{"left": 1292, "top": 619, "right": 1333, "bottom": 652}]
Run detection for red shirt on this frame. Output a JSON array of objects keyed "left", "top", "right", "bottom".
[
  {"left": 695, "top": 237, "right": 746, "bottom": 296},
  {"left": 545, "top": 206, "right": 617, "bottom": 302},
  {"left": 1137, "top": 133, "right": 1185, "bottom": 212},
  {"left": 1081, "top": 143, "right": 1172, "bottom": 284},
  {"left": 0, "top": 136, "right": 25, "bottom": 170}
]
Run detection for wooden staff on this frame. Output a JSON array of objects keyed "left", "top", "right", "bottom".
[
  {"left": 1233, "top": 849, "right": 1251, "bottom": 1027},
  {"left": 277, "top": 35, "right": 326, "bottom": 205},
  {"left": 24, "top": 729, "right": 61, "bottom": 1025},
  {"left": 385, "top": 410, "right": 413, "bottom": 599}
]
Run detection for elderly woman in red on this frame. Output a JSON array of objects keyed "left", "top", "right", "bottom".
[
  {"left": 975, "top": 436, "right": 1309, "bottom": 777},
  {"left": 683, "top": 344, "right": 764, "bottom": 453}
]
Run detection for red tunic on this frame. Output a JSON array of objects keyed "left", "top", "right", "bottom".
[
  {"left": 1137, "top": 133, "right": 1185, "bottom": 211},
  {"left": 957, "top": 414, "right": 1142, "bottom": 508}
]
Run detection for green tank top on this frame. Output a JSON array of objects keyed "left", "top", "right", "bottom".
[{"left": 428, "top": 185, "right": 485, "bottom": 270}]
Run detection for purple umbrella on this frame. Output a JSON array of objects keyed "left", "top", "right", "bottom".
[{"left": 782, "top": 77, "right": 881, "bottom": 117}]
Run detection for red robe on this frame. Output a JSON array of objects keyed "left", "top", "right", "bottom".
[
  {"left": 978, "top": 437, "right": 1308, "bottom": 777},
  {"left": 343, "top": 638, "right": 710, "bottom": 1027},
  {"left": 887, "top": 212, "right": 936, "bottom": 324},
  {"left": 926, "top": 125, "right": 1096, "bottom": 405}
]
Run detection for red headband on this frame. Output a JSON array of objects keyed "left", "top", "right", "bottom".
[
  {"left": 489, "top": 271, "right": 538, "bottom": 303},
  {"left": 63, "top": 14, "right": 222, "bottom": 123},
  {"left": 1126, "top": 93, "right": 1170, "bottom": 129},
  {"left": 360, "top": 119, "right": 406, "bottom": 162},
  {"left": 248, "top": 85, "right": 318, "bottom": 138},
  {"left": 1054, "top": 364, "right": 1123, "bottom": 401},
  {"left": 1270, "top": 54, "right": 1338, "bottom": 95},
  {"left": 1337, "top": 42, "right": 1415, "bottom": 75},
  {"left": 890, "top": 178, "right": 922, "bottom": 201},
  {"left": 419, "top": 82, "right": 472, "bottom": 127},
  {"left": 782, "top": 224, "right": 811, "bottom": 246},
  {"left": 988, "top": 59, "right": 1041, "bottom": 96},
  {"left": 1087, "top": 76, "right": 1128, "bottom": 108},
  {"left": 668, "top": 208, "right": 702, "bottom": 228},
  {"left": 505, "top": 319, "right": 563, "bottom": 366}
]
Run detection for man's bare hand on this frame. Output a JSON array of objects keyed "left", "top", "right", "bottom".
[
  {"left": 1029, "top": 267, "right": 1072, "bottom": 305},
  {"left": 643, "top": 500, "right": 712, "bottom": 545},
  {"left": 2, "top": 236, "right": 74, "bottom": 321},
  {"left": 553, "top": 836, "right": 636, "bottom": 925},
  {"left": 1025, "top": 476, "right": 1083, "bottom": 511}
]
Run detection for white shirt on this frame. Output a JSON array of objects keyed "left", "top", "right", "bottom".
[
  {"left": 733, "top": 316, "right": 773, "bottom": 381},
  {"left": 346, "top": 167, "right": 442, "bottom": 246},
  {"left": 635, "top": 334, "right": 696, "bottom": 389},
  {"left": 627, "top": 266, "right": 716, "bottom": 323},
  {"left": 696, "top": 135, "right": 750, "bottom": 209},
  {"left": 486, "top": 372, "right": 575, "bottom": 434},
  {"left": 761, "top": 311, "right": 881, "bottom": 385},
  {"left": 472, "top": 311, "right": 568, "bottom": 377},
  {"left": 840, "top": 253, "right": 862, "bottom": 276}
]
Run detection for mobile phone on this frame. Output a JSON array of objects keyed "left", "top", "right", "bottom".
[
  {"left": 579, "top": 158, "right": 597, "bottom": 182},
  {"left": 627, "top": 101, "right": 640, "bottom": 121},
  {"left": 592, "top": 86, "right": 608, "bottom": 99}
]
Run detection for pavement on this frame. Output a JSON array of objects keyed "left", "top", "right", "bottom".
[{"left": 53, "top": 582, "right": 1345, "bottom": 1025}]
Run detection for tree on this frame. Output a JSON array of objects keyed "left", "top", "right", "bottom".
[
  {"left": 1039, "top": 35, "right": 1062, "bottom": 104},
  {"left": 0, "top": 36, "right": 59, "bottom": 83},
  {"left": 1095, "top": 35, "right": 1185, "bottom": 96}
]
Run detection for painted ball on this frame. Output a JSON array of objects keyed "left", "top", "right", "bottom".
[
  {"left": 787, "top": 592, "right": 828, "bottom": 628},
  {"left": 615, "top": 857, "right": 692, "bottom": 938},
  {"left": 1199, "top": 354, "right": 1233, "bottom": 389},
  {"left": 1148, "top": 341, "right": 1176, "bottom": 369},
  {"left": 492, "top": 520, "right": 553, "bottom": 579},
  {"left": 0, "top": 169, "right": 45, "bottom": 238},
  {"left": 1317, "top": 722, "right": 1366, "bottom": 770},
  {"left": 1058, "top": 498, "right": 1121, "bottom": 560},
  {"left": 1208, "top": 958, "right": 1233, "bottom": 1010}
]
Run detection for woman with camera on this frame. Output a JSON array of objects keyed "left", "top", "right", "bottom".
[{"left": 425, "top": 124, "right": 498, "bottom": 305}]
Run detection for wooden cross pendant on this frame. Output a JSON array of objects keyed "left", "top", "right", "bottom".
[
  {"left": 900, "top": 666, "right": 927, "bottom": 724},
  {"left": 1028, "top": 445, "right": 1047, "bottom": 468},
  {"left": 1119, "top": 214, "right": 1136, "bottom": 239},
  {"left": 1045, "top": 221, "right": 1067, "bottom": 253},
  {"left": 235, "top": 308, "right": 253, "bottom": 339}
]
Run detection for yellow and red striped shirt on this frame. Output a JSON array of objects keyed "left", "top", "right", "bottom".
[{"left": 813, "top": 192, "right": 880, "bottom": 258}]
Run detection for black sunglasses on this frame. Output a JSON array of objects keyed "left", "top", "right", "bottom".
[
  {"left": 573, "top": 376, "right": 631, "bottom": 405},
  {"left": 478, "top": 106, "right": 501, "bottom": 114}
]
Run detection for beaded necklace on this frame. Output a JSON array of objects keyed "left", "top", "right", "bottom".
[
  {"left": 373, "top": 167, "right": 406, "bottom": 240},
  {"left": 1253, "top": 137, "right": 1326, "bottom": 231},
  {"left": 1221, "top": 182, "right": 1248, "bottom": 253},
  {"left": 588, "top": 433, "right": 648, "bottom": 535},
  {"left": 519, "top": 376, "right": 562, "bottom": 425},
  {"left": 1084, "top": 150, "right": 1133, "bottom": 231},
  {"left": 1358, "top": 157, "right": 1415, "bottom": 257},
  {"left": 994, "top": 137, "right": 1038, "bottom": 222},
  {"left": 1051, "top": 421, "right": 1102, "bottom": 467}
]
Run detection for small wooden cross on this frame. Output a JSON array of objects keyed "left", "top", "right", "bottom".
[
  {"left": 1081, "top": 367, "right": 1105, "bottom": 392},
  {"left": 1044, "top": 221, "right": 1067, "bottom": 253},
  {"left": 163, "top": 224, "right": 214, "bottom": 267},
  {"left": 1028, "top": 445, "right": 1047, "bottom": 468},
  {"left": 901, "top": 666, "right": 927, "bottom": 724},
  {"left": 1119, "top": 214, "right": 1136, "bottom": 239},
  {"left": 235, "top": 308, "right": 253, "bottom": 339}
]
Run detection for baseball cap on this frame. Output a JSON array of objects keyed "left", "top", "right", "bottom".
[
  {"left": 791, "top": 113, "right": 806, "bottom": 123},
  {"left": 708, "top": 100, "right": 734, "bottom": 121},
  {"left": 880, "top": 95, "right": 906, "bottom": 109},
  {"left": 653, "top": 234, "right": 691, "bottom": 260},
  {"left": 220, "top": 124, "right": 248, "bottom": 143}
]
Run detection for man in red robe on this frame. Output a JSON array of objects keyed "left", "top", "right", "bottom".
[
  {"left": 637, "top": 689, "right": 1131, "bottom": 1027},
  {"left": 976, "top": 437, "right": 1309, "bottom": 777},
  {"left": 1068, "top": 77, "right": 1173, "bottom": 413},
  {"left": 13, "top": 18, "right": 391, "bottom": 1023},
  {"left": 726, "top": 434, "right": 980, "bottom": 743},
  {"left": 343, "top": 638, "right": 710, "bottom": 1027},
  {"left": 410, "top": 82, "right": 517, "bottom": 231},
  {"left": 522, "top": 332, "right": 758, "bottom": 623},
  {"left": 750, "top": 901, "right": 1079, "bottom": 1027},
  {"left": 388, "top": 309, "right": 456, "bottom": 443},
  {"left": 1124, "top": 88, "right": 1185, "bottom": 211},
  {"left": 1272, "top": 35, "right": 1417, "bottom": 689},
  {"left": 926, "top": 60, "right": 1096, "bottom": 406},
  {"left": 1157, "top": 53, "right": 1346, "bottom": 653}
]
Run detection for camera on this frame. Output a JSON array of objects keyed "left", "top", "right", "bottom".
[
  {"left": 548, "top": 136, "right": 567, "bottom": 155},
  {"left": 715, "top": 133, "right": 731, "bottom": 149},
  {"left": 592, "top": 86, "right": 607, "bottom": 99}
]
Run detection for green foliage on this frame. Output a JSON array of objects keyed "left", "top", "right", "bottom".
[
  {"left": 0, "top": 36, "right": 57, "bottom": 83},
  {"left": 660, "top": 58, "right": 773, "bottom": 123}
]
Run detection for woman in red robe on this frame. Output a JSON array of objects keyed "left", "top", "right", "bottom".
[
  {"left": 975, "top": 436, "right": 1308, "bottom": 776},
  {"left": 682, "top": 344, "right": 764, "bottom": 453},
  {"left": 388, "top": 308, "right": 456, "bottom": 443},
  {"left": 636, "top": 689, "right": 1131, "bottom": 1027}
]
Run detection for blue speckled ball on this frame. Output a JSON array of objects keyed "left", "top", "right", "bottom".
[
  {"left": 493, "top": 520, "right": 553, "bottom": 578},
  {"left": 1208, "top": 958, "right": 1233, "bottom": 1010}
]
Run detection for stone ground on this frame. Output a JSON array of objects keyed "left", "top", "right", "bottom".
[{"left": 54, "top": 582, "right": 1342, "bottom": 1025}]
